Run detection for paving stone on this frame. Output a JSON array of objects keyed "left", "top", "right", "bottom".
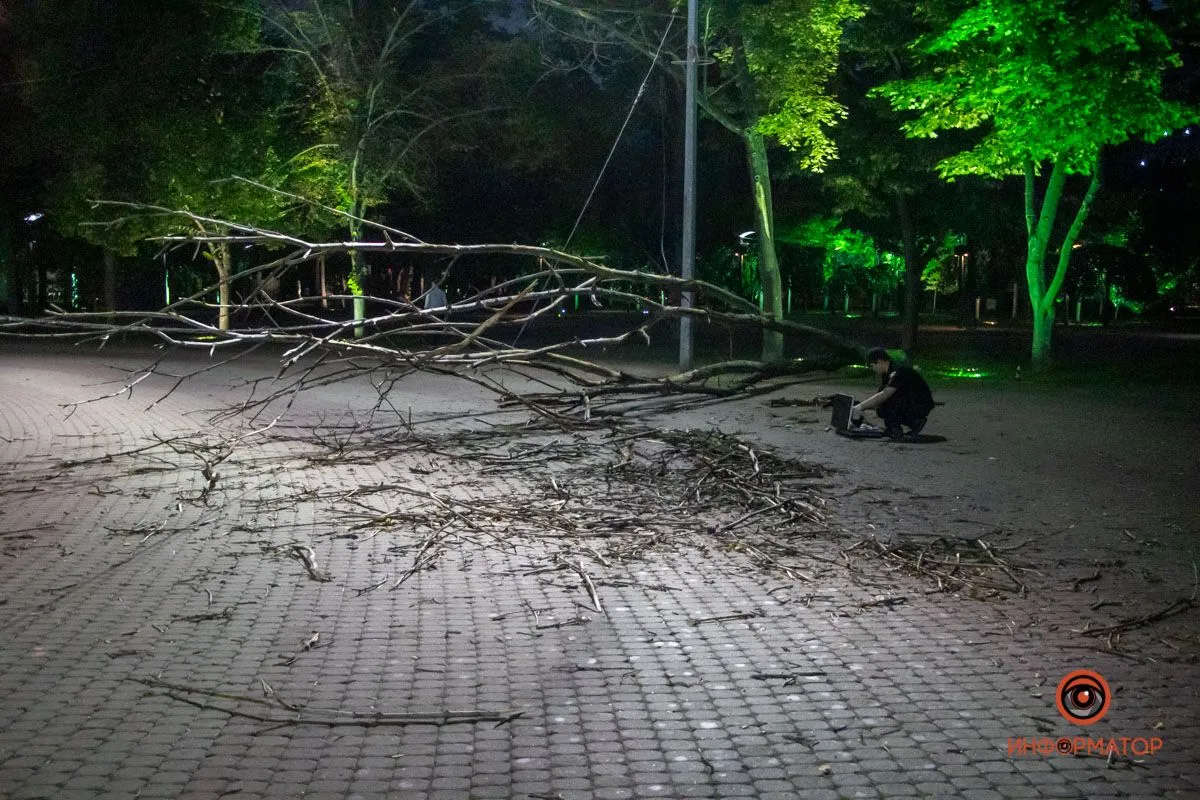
[{"left": 0, "top": 346, "right": 1196, "bottom": 800}]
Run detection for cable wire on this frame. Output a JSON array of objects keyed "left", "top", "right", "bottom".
[{"left": 563, "top": 15, "right": 676, "bottom": 249}]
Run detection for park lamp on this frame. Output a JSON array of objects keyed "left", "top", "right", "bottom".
[{"left": 24, "top": 212, "right": 44, "bottom": 223}]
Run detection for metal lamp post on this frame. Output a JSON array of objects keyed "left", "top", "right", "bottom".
[{"left": 678, "top": 0, "right": 698, "bottom": 372}]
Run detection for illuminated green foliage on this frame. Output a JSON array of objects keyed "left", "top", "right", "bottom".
[
  {"left": 784, "top": 216, "right": 901, "bottom": 296},
  {"left": 538, "top": 0, "right": 863, "bottom": 360},
  {"left": 875, "top": 0, "right": 1196, "bottom": 366},
  {"left": 919, "top": 232, "right": 965, "bottom": 293},
  {"left": 878, "top": 0, "right": 1191, "bottom": 180},
  {"left": 710, "top": 0, "right": 865, "bottom": 171}
]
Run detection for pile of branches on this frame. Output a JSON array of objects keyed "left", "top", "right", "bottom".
[
  {"left": 1, "top": 206, "right": 861, "bottom": 420},
  {"left": 251, "top": 418, "right": 839, "bottom": 598}
]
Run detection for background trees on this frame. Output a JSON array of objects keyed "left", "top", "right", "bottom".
[
  {"left": 876, "top": 0, "right": 1195, "bottom": 367},
  {"left": 7, "top": 0, "right": 297, "bottom": 328},
  {"left": 1, "top": 0, "right": 1197, "bottom": 364},
  {"left": 536, "top": 0, "right": 863, "bottom": 361},
  {"left": 262, "top": 0, "right": 497, "bottom": 335}
]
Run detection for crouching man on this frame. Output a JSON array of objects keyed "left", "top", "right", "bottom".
[{"left": 852, "top": 347, "right": 935, "bottom": 439}]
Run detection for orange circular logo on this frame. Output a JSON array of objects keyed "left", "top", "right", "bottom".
[{"left": 1056, "top": 669, "right": 1111, "bottom": 725}]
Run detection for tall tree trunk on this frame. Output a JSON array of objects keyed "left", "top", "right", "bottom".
[
  {"left": 744, "top": 131, "right": 785, "bottom": 362},
  {"left": 729, "top": 25, "right": 784, "bottom": 362},
  {"left": 348, "top": 208, "right": 367, "bottom": 338},
  {"left": 1030, "top": 296, "right": 1054, "bottom": 364},
  {"left": 1024, "top": 158, "right": 1101, "bottom": 370},
  {"left": 211, "top": 242, "right": 233, "bottom": 331},
  {"left": 103, "top": 249, "right": 117, "bottom": 314},
  {"left": 896, "top": 190, "right": 919, "bottom": 359},
  {"left": 350, "top": 247, "right": 366, "bottom": 339},
  {"left": 318, "top": 253, "right": 329, "bottom": 309}
]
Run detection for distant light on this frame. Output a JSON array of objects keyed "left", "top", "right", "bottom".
[
  {"left": 23, "top": 212, "right": 44, "bottom": 222},
  {"left": 1186, "top": 128, "right": 1192, "bottom": 135},
  {"left": 1170, "top": 306, "right": 1177, "bottom": 313},
  {"left": 738, "top": 230, "right": 756, "bottom": 239},
  {"left": 938, "top": 366, "right": 989, "bottom": 380},
  {"left": 1139, "top": 160, "right": 1147, "bottom": 167}
]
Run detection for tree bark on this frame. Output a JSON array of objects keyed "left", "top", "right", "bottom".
[
  {"left": 318, "top": 253, "right": 329, "bottom": 309},
  {"left": 730, "top": 23, "right": 784, "bottom": 363},
  {"left": 896, "top": 190, "right": 920, "bottom": 359},
  {"left": 744, "top": 131, "right": 785, "bottom": 362},
  {"left": 1025, "top": 158, "right": 1100, "bottom": 369},
  {"left": 211, "top": 241, "right": 233, "bottom": 331},
  {"left": 348, "top": 206, "right": 368, "bottom": 338},
  {"left": 103, "top": 249, "right": 118, "bottom": 314},
  {"left": 1025, "top": 159, "right": 1062, "bottom": 369}
]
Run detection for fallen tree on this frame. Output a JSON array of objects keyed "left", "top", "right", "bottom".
[{"left": 3, "top": 205, "right": 864, "bottom": 420}]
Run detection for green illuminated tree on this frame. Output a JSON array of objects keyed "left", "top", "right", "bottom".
[
  {"left": 821, "top": 0, "right": 955, "bottom": 355},
  {"left": 876, "top": 0, "right": 1195, "bottom": 367},
  {"left": 536, "top": 0, "right": 863, "bottom": 362},
  {"left": 9, "top": 0, "right": 294, "bottom": 329},
  {"left": 264, "top": 0, "right": 487, "bottom": 336},
  {"left": 782, "top": 216, "right": 900, "bottom": 313}
]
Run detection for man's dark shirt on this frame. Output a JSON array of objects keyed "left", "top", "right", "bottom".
[{"left": 880, "top": 365, "right": 935, "bottom": 416}]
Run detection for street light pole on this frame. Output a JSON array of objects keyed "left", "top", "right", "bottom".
[{"left": 679, "top": 0, "right": 698, "bottom": 372}]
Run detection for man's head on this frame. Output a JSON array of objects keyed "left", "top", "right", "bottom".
[{"left": 866, "top": 347, "right": 892, "bottom": 376}]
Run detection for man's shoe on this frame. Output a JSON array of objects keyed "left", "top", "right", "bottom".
[{"left": 908, "top": 417, "right": 927, "bottom": 436}]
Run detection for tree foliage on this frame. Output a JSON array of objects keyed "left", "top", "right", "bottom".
[
  {"left": 262, "top": 0, "right": 499, "bottom": 330},
  {"left": 875, "top": 0, "right": 1196, "bottom": 365},
  {"left": 783, "top": 216, "right": 901, "bottom": 298},
  {"left": 879, "top": 0, "right": 1193, "bottom": 179},
  {"left": 8, "top": 0, "right": 301, "bottom": 326},
  {"left": 708, "top": 0, "right": 863, "bottom": 169},
  {"left": 535, "top": 0, "right": 863, "bottom": 361}
]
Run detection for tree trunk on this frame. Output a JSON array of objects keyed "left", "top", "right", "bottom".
[
  {"left": 348, "top": 215, "right": 367, "bottom": 338},
  {"left": 350, "top": 248, "right": 366, "bottom": 339},
  {"left": 1031, "top": 296, "right": 1054, "bottom": 364},
  {"left": 211, "top": 242, "right": 233, "bottom": 331},
  {"left": 727, "top": 28, "right": 783, "bottom": 362},
  {"left": 744, "top": 131, "right": 784, "bottom": 362},
  {"left": 896, "top": 191, "right": 920, "bottom": 359},
  {"left": 1023, "top": 158, "right": 1101, "bottom": 370},
  {"left": 318, "top": 253, "right": 328, "bottom": 310},
  {"left": 103, "top": 250, "right": 117, "bottom": 314}
]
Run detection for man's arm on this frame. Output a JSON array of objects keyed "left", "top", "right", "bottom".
[{"left": 852, "top": 386, "right": 896, "bottom": 419}]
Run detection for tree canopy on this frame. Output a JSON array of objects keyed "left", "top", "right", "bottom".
[
  {"left": 875, "top": 0, "right": 1197, "bottom": 365},
  {"left": 878, "top": 0, "right": 1193, "bottom": 179}
]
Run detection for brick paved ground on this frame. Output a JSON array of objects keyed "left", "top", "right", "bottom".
[{"left": 0, "top": 341, "right": 1197, "bottom": 800}]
